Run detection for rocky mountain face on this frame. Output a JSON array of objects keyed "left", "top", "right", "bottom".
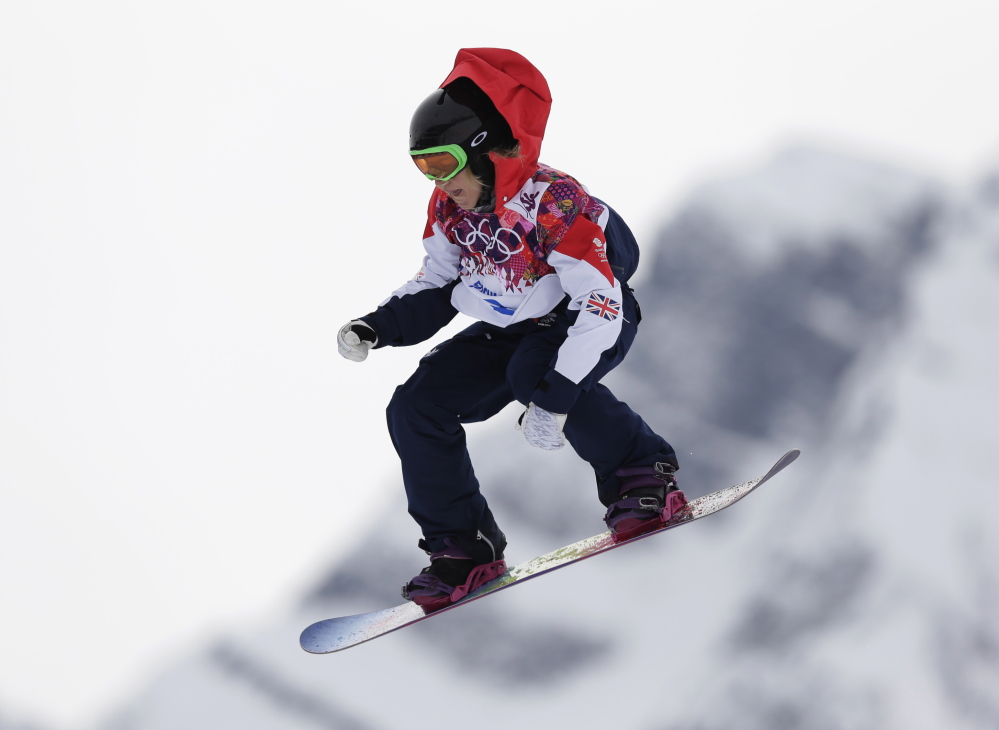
[
  {"left": 95, "top": 147, "right": 999, "bottom": 730},
  {"left": 622, "top": 147, "right": 943, "bottom": 486}
]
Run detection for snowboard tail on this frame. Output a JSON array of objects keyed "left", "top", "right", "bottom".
[{"left": 300, "top": 449, "right": 800, "bottom": 654}]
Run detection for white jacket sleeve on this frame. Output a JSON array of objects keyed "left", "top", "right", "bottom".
[{"left": 531, "top": 213, "right": 624, "bottom": 413}]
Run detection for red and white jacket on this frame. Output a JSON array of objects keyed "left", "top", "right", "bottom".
[
  {"left": 398, "top": 164, "right": 622, "bottom": 383},
  {"left": 361, "top": 49, "right": 626, "bottom": 413}
]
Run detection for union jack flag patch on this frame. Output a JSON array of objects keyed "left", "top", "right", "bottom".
[{"left": 585, "top": 292, "right": 621, "bottom": 321}]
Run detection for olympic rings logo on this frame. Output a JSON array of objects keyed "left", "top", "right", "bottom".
[{"left": 456, "top": 219, "right": 525, "bottom": 263}]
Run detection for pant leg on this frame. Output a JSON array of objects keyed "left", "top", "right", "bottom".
[
  {"left": 563, "top": 385, "right": 678, "bottom": 506},
  {"left": 386, "top": 323, "right": 517, "bottom": 552},
  {"left": 507, "top": 289, "right": 678, "bottom": 507}
]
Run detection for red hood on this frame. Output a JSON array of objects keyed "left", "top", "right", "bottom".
[{"left": 440, "top": 48, "right": 552, "bottom": 205}]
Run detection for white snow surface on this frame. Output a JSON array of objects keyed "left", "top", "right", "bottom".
[{"left": 90, "top": 149, "right": 999, "bottom": 730}]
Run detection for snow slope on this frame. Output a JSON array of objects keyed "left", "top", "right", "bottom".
[{"left": 93, "top": 147, "right": 999, "bottom": 730}]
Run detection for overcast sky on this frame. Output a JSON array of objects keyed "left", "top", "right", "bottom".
[{"left": 2, "top": 1, "right": 998, "bottom": 727}]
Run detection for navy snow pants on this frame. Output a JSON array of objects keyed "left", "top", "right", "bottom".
[{"left": 386, "top": 288, "right": 678, "bottom": 554}]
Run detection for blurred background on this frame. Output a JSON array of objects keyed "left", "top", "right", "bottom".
[{"left": 2, "top": 2, "right": 998, "bottom": 728}]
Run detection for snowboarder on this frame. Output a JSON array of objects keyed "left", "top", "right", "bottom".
[{"left": 337, "top": 48, "right": 686, "bottom": 612}]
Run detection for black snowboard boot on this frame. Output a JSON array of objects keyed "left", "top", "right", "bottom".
[
  {"left": 401, "top": 530, "right": 507, "bottom": 613},
  {"left": 603, "top": 463, "right": 687, "bottom": 543}
]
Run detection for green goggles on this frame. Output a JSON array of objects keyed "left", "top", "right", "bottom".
[{"left": 410, "top": 144, "right": 468, "bottom": 182}]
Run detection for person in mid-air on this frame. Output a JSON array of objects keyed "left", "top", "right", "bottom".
[{"left": 337, "top": 48, "right": 685, "bottom": 613}]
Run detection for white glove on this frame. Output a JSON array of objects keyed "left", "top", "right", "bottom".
[
  {"left": 516, "top": 403, "right": 567, "bottom": 451},
  {"left": 337, "top": 320, "right": 378, "bottom": 362}
]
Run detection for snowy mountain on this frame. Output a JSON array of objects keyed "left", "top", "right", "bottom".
[{"left": 95, "top": 147, "right": 999, "bottom": 730}]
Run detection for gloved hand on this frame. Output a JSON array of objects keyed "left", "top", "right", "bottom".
[
  {"left": 337, "top": 320, "right": 378, "bottom": 362},
  {"left": 516, "top": 403, "right": 567, "bottom": 451}
]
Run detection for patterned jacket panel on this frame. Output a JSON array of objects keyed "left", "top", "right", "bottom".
[{"left": 385, "top": 164, "right": 624, "bottom": 394}]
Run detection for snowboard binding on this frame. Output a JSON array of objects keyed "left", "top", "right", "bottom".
[
  {"left": 604, "top": 462, "right": 688, "bottom": 543},
  {"left": 402, "top": 533, "right": 507, "bottom": 614}
]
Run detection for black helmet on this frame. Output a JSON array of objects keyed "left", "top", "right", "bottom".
[{"left": 409, "top": 77, "right": 515, "bottom": 186}]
